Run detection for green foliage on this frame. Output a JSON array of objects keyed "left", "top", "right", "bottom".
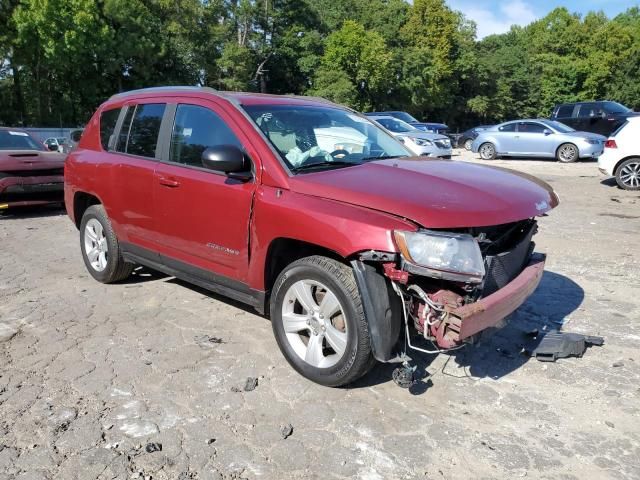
[{"left": 1, "top": 0, "right": 640, "bottom": 128}]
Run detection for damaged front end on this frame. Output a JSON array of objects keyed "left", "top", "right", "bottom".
[
  {"left": 398, "top": 219, "right": 544, "bottom": 349},
  {"left": 354, "top": 219, "right": 546, "bottom": 360}
]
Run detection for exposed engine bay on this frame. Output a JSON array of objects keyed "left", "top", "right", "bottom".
[{"left": 390, "top": 219, "right": 540, "bottom": 350}]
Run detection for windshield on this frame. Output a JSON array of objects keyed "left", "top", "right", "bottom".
[
  {"left": 603, "top": 101, "right": 631, "bottom": 114},
  {"left": 541, "top": 120, "right": 575, "bottom": 133},
  {"left": 0, "top": 130, "right": 46, "bottom": 151},
  {"left": 243, "top": 105, "right": 410, "bottom": 173},
  {"left": 375, "top": 118, "right": 416, "bottom": 133},
  {"left": 390, "top": 112, "right": 419, "bottom": 123}
]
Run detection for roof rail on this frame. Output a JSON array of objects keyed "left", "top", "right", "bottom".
[{"left": 109, "top": 86, "right": 217, "bottom": 100}]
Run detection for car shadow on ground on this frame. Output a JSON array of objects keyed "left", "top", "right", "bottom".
[
  {"left": 0, "top": 204, "right": 66, "bottom": 219},
  {"left": 119, "top": 265, "right": 584, "bottom": 394},
  {"left": 448, "top": 270, "right": 585, "bottom": 380},
  {"left": 600, "top": 177, "right": 619, "bottom": 188},
  {"left": 354, "top": 270, "right": 585, "bottom": 393}
]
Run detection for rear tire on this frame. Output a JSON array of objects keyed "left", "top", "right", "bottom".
[
  {"left": 270, "top": 256, "right": 374, "bottom": 387},
  {"left": 556, "top": 143, "right": 578, "bottom": 163},
  {"left": 80, "top": 205, "right": 133, "bottom": 283},
  {"left": 479, "top": 142, "right": 497, "bottom": 160},
  {"left": 615, "top": 158, "right": 640, "bottom": 190}
]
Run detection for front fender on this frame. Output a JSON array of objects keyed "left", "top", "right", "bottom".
[{"left": 247, "top": 186, "right": 417, "bottom": 290}]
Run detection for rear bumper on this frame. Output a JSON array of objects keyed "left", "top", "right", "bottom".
[
  {"left": 450, "top": 253, "right": 546, "bottom": 341},
  {"left": 0, "top": 174, "right": 64, "bottom": 209}
]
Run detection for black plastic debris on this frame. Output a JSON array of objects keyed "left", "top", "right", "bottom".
[
  {"left": 280, "top": 423, "right": 293, "bottom": 439},
  {"left": 145, "top": 442, "right": 162, "bottom": 453},
  {"left": 194, "top": 334, "right": 224, "bottom": 347},
  {"left": 243, "top": 377, "right": 258, "bottom": 392},
  {"left": 392, "top": 364, "right": 416, "bottom": 388},
  {"left": 530, "top": 331, "right": 604, "bottom": 362}
]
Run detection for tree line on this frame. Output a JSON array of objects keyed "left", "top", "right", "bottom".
[{"left": 1, "top": 0, "right": 639, "bottom": 130}]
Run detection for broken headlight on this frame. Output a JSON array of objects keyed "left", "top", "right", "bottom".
[{"left": 394, "top": 230, "right": 485, "bottom": 282}]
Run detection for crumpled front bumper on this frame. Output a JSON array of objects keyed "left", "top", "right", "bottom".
[
  {"left": 442, "top": 253, "right": 546, "bottom": 344},
  {"left": 0, "top": 174, "right": 64, "bottom": 209}
]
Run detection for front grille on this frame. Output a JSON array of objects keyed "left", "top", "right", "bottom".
[
  {"left": 434, "top": 140, "right": 450, "bottom": 149},
  {"left": 0, "top": 168, "right": 64, "bottom": 177}
]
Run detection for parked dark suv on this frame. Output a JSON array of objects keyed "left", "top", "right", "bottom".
[
  {"left": 65, "top": 87, "right": 558, "bottom": 387},
  {"left": 551, "top": 101, "right": 638, "bottom": 137}
]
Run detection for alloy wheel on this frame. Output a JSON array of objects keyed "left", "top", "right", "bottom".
[
  {"left": 84, "top": 218, "right": 108, "bottom": 272},
  {"left": 619, "top": 161, "right": 640, "bottom": 188},
  {"left": 479, "top": 143, "right": 495, "bottom": 159},
  {"left": 281, "top": 279, "right": 348, "bottom": 369},
  {"left": 558, "top": 144, "right": 577, "bottom": 162}
]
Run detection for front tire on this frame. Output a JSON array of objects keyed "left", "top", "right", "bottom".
[
  {"left": 270, "top": 256, "right": 374, "bottom": 387},
  {"left": 464, "top": 138, "right": 473, "bottom": 150},
  {"left": 615, "top": 158, "right": 640, "bottom": 190},
  {"left": 80, "top": 205, "right": 133, "bottom": 283},
  {"left": 556, "top": 143, "right": 579, "bottom": 163},
  {"left": 479, "top": 142, "right": 497, "bottom": 160}
]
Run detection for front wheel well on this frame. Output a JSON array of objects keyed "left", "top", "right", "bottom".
[
  {"left": 73, "top": 192, "right": 101, "bottom": 229},
  {"left": 264, "top": 238, "right": 344, "bottom": 297}
]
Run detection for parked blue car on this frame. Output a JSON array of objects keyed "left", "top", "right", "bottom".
[{"left": 471, "top": 119, "right": 606, "bottom": 163}]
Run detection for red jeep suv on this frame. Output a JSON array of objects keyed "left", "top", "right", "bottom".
[{"left": 65, "top": 87, "right": 558, "bottom": 386}]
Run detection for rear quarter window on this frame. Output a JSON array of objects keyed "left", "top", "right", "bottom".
[{"left": 100, "top": 108, "right": 121, "bottom": 150}]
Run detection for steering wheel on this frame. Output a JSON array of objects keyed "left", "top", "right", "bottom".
[{"left": 330, "top": 149, "right": 350, "bottom": 159}]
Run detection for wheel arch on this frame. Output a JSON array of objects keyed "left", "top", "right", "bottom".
[
  {"left": 73, "top": 191, "right": 102, "bottom": 229},
  {"left": 613, "top": 155, "right": 640, "bottom": 175}
]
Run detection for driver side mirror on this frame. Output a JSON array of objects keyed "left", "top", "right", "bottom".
[
  {"left": 201, "top": 145, "right": 251, "bottom": 180},
  {"left": 543, "top": 129, "right": 553, "bottom": 136}
]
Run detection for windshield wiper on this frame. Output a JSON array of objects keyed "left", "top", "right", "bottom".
[
  {"left": 291, "top": 160, "right": 361, "bottom": 173},
  {"left": 361, "top": 154, "right": 407, "bottom": 162}
]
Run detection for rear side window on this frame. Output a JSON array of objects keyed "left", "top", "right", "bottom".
[
  {"left": 100, "top": 108, "right": 120, "bottom": 150},
  {"left": 556, "top": 105, "right": 574, "bottom": 118},
  {"left": 577, "top": 103, "right": 602, "bottom": 118},
  {"left": 169, "top": 104, "right": 242, "bottom": 167},
  {"left": 116, "top": 103, "right": 166, "bottom": 158},
  {"left": 498, "top": 123, "right": 516, "bottom": 132}
]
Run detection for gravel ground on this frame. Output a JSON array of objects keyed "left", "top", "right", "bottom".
[{"left": 1, "top": 149, "right": 639, "bottom": 480}]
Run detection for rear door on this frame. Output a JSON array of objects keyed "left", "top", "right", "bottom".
[
  {"left": 575, "top": 103, "right": 601, "bottom": 133},
  {"left": 153, "top": 99, "right": 257, "bottom": 284},
  {"left": 108, "top": 102, "right": 167, "bottom": 254}
]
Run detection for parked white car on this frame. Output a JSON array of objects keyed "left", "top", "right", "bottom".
[
  {"left": 598, "top": 117, "right": 640, "bottom": 190},
  {"left": 368, "top": 115, "right": 452, "bottom": 158}
]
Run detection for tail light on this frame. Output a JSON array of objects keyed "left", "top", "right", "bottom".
[{"left": 605, "top": 139, "right": 617, "bottom": 148}]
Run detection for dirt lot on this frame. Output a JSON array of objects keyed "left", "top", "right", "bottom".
[{"left": 1, "top": 150, "right": 639, "bottom": 480}]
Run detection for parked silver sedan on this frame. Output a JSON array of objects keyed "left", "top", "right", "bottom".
[{"left": 471, "top": 119, "right": 606, "bottom": 162}]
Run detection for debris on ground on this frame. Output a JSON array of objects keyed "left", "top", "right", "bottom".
[
  {"left": 612, "top": 360, "right": 624, "bottom": 368},
  {"left": 243, "top": 377, "right": 258, "bottom": 391},
  {"left": 145, "top": 442, "right": 162, "bottom": 453},
  {"left": 392, "top": 364, "right": 416, "bottom": 388},
  {"left": 529, "top": 331, "right": 604, "bottom": 362},
  {"left": 194, "top": 334, "right": 225, "bottom": 347},
  {"left": 280, "top": 423, "right": 293, "bottom": 439}
]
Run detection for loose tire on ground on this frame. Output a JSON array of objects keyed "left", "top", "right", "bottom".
[
  {"left": 270, "top": 255, "right": 374, "bottom": 387},
  {"left": 79, "top": 204, "right": 133, "bottom": 283}
]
